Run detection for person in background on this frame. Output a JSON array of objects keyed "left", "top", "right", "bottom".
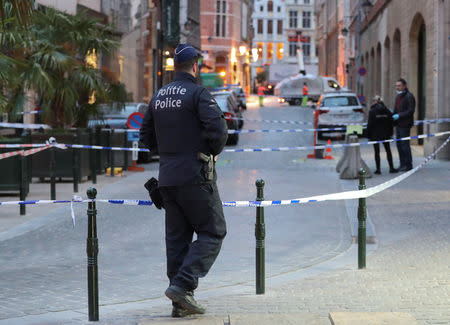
[
  {"left": 393, "top": 78, "right": 415, "bottom": 171},
  {"left": 367, "top": 95, "right": 398, "bottom": 174},
  {"left": 301, "top": 82, "right": 308, "bottom": 107},
  {"left": 257, "top": 85, "right": 265, "bottom": 107}
]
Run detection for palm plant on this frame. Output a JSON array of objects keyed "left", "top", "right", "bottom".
[
  {"left": 1, "top": 3, "right": 127, "bottom": 128},
  {"left": 0, "top": 0, "right": 33, "bottom": 25}
]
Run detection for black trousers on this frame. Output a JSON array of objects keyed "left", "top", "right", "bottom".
[
  {"left": 396, "top": 127, "right": 413, "bottom": 169},
  {"left": 159, "top": 182, "right": 226, "bottom": 291},
  {"left": 373, "top": 142, "right": 394, "bottom": 171}
]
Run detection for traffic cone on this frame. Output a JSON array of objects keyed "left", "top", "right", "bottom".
[
  {"left": 324, "top": 139, "right": 334, "bottom": 160},
  {"left": 128, "top": 160, "right": 145, "bottom": 172}
]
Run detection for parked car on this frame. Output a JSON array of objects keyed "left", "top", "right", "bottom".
[
  {"left": 88, "top": 102, "right": 147, "bottom": 129},
  {"left": 315, "top": 92, "right": 365, "bottom": 139},
  {"left": 211, "top": 92, "right": 240, "bottom": 145},
  {"left": 211, "top": 90, "right": 244, "bottom": 129},
  {"left": 226, "top": 84, "right": 247, "bottom": 110},
  {"left": 88, "top": 102, "right": 153, "bottom": 162}
]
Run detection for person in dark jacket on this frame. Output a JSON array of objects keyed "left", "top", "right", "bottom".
[
  {"left": 140, "top": 44, "right": 228, "bottom": 317},
  {"left": 393, "top": 78, "right": 415, "bottom": 171},
  {"left": 367, "top": 96, "right": 398, "bottom": 174}
]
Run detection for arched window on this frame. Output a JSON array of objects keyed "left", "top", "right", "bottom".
[{"left": 268, "top": 1, "right": 273, "bottom": 12}]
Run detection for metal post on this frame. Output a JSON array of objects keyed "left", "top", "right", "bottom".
[
  {"left": 86, "top": 188, "right": 99, "bottom": 321},
  {"left": 123, "top": 131, "right": 128, "bottom": 171},
  {"left": 89, "top": 128, "right": 97, "bottom": 184},
  {"left": 255, "top": 179, "right": 265, "bottom": 294},
  {"left": 49, "top": 146, "right": 56, "bottom": 200},
  {"left": 109, "top": 130, "right": 114, "bottom": 177},
  {"left": 95, "top": 126, "right": 101, "bottom": 175},
  {"left": 72, "top": 132, "right": 79, "bottom": 193},
  {"left": 358, "top": 168, "right": 366, "bottom": 269},
  {"left": 19, "top": 153, "right": 26, "bottom": 215}
]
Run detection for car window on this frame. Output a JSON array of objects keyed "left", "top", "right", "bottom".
[
  {"left": 322, "top": 96, "right": 358, "bottom": 107},
  {"left": 99, "top": 104, "right": 134, "bottom": 117},
  {"left": 215, "top": 98, "right": 229, "bottom": 112}
]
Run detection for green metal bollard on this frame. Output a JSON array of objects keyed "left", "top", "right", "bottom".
[
  {"left": 86, "top": 188, "right": 99, "bottom": 321},
  {"left": 255, "top": 179, "right": 265, "bottom": 294},
  {"left": 358, "top": 168, "right": 367, "bottom": 269},
  {"left": 89, "top": 128, "right": 97, "bottom": 184},
  {"left": 109, "top": 130, "right": 114, "bottom": 177},
  {"left": 19, "top": 154, "right": 26, "bottom": 215},
  {"left": 72, "top": 131, "right": 79, "bottom": 193},
  {"left": 50, "top": 146, "right": 56, "bottom": 200}
]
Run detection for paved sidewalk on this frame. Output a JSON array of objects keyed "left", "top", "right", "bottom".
[{"left": 1, "top": 130, "right": 449, "bottom": 324}]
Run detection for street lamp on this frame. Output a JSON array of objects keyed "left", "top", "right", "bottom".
[
  {"left": 361, "top": 0, "right": 373, "bottom": 18},
  {"left": 341, "top": 27, "right": 349, "bottom": 36}
]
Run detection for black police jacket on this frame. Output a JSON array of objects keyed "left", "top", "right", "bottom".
[
  {"left": 367, "top": 102, "right": 393, "bottom": 141},
  {"left": 140, "top": 72, "right": 228, "bottom": 186},
  {"left": 393, "top": 89, "right": 415, "bottom": 128}
]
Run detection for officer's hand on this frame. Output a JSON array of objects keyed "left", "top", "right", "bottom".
[{"left": 392, "top": 114, "right": 399, "bottom": 121}]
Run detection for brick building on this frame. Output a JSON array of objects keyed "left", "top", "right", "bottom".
[{"left": 200, "top": 0, "right": 254, "bottom": 92}]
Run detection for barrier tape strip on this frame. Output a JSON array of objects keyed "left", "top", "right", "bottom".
[
  {"left": 84, "top": 118, "right": 450, "bottom": 132},
  {"left": 0, "top": 145, "right": 51, "bottom": 160},
  {"left": 0, "top": 144, "right": 48, "bottom": 148},
  {"left": 228, "top": 127, "right": 346, "bottom": 134},
  {"left": 18, "top": 111, "right": 42, "bottom": 115},
  {"left": 2, "top": 131, "right": 449, "bottom": 153},
  {"left": 232, "top": 117, "right": 450, "bottom": 127},
  {"left": 223, "top": 131, "right": 450, "bottom": 152},
  {"left": 0, "top": 136, "right": 448, "bottom": 211},
  {"left": 0, "top": 122, "right": 51, "bottom": 129}
]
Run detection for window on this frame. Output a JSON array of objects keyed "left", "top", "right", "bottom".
[
  {"left": 257, "top": 19, "right": 263, "bottom": 34},
  {"left": 289, "top": 41, "right": 297, "bottom": 57},
  {"left": 215, "top": 1, "right": 227, "bottom": 37},
  {"left": 267, "top": 20, "right": 273, "bottom": 34},
  {"left": 268, "top": 1, "right": 273, "bottom": 12},
  {"left": 302, "top": 11, "right": 311, "bottom": 28},
  {"left": 289, "top": 10, "right": 297, "bottom": 28},
  {"left": 304, "top": 0, "right": 310, "bottom": 4},
  {"left": 256, "top": 42, "right": 264, "bottom": 60},
  {"left": 277, "top": 6, "right": 281, "bottom": 12},
  {"left": 241, "top": 3, "right": 248, "bottom": 39},
  {"left": 277, "top": 20, "right": 283, "bottom": 35},
  {"left": 302, "top": 41, "right": 310, "bottom": 57},
  {"left": 260, "top": 5, "right": 263, "bottom": 11},
  {"left": 276, "top": 43, "right": 284, "bottom": 60},
  {"left": 322, "top": 96, "right": 355, "bottom": 107},
  {"left": 267, "top": 42, "right": 273, "bottom": 61}
]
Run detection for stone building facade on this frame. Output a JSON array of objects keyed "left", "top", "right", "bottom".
[
  {"left": 316, "top": 0, "right": 449, "bottom": 159},
  {"left": 315, "top": 0, "right": 346, "bottom": 85},
  {"left": 353, "top": 0, "right": 449, "bottom": 159}
]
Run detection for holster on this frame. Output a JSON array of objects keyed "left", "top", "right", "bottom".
[
  {"left": 144, "top": 177, "right": 164, "bottom": 210},
  {"left": 198, "top": 152, "right": 214, "bottom": 181}
]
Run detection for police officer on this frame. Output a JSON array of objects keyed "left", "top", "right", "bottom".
[{"left": 140, "top": 44, "right": 228, "bottom": 317}]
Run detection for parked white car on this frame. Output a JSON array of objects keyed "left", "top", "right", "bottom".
[{"left": 315, "top": 92, "right": 365, "bottom": 139}]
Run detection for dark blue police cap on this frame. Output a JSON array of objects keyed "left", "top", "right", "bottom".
[{"left": 174, "top": 44, "right": 198, "bottom": 64}]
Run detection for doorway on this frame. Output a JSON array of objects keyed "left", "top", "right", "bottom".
[{"left": 417, "top": 24, "right": 426, "bottom": 145}]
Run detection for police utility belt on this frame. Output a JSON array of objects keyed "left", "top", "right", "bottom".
[{"left": 198, "top": 152, "right": 216, "bottom": 181}]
